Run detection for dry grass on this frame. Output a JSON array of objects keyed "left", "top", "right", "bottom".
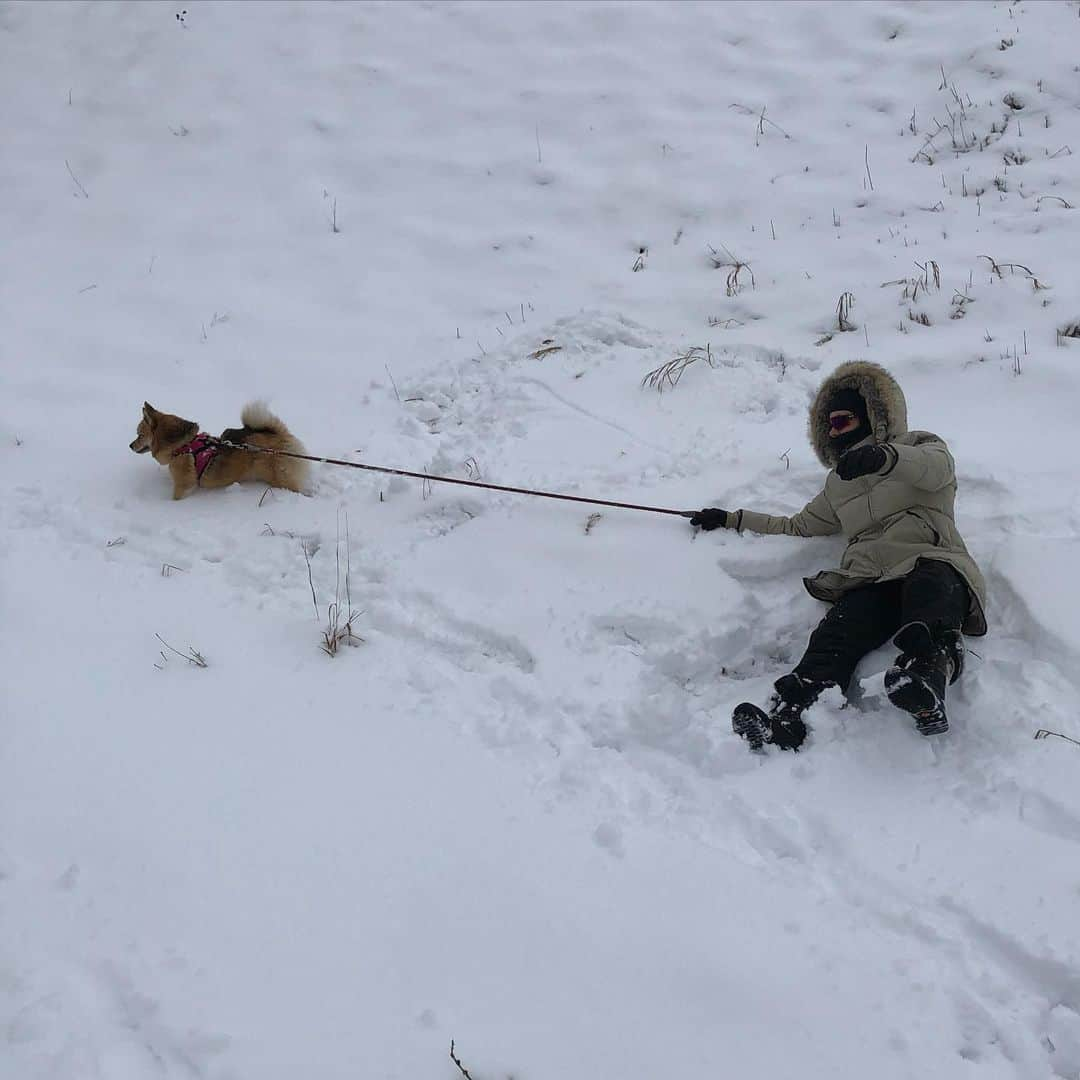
[
  {"left": 836, "top": 291, "right": 856, "bottom": 332},
  {"left": 1036, "top": 194, "right": 1074, "bottom": 210},
  {"left": 707, "top": 243, "right": 755, "bottom": 295},
  {"left": 303, "top": 514, "right": 364, "bottom": 657},
  {"left": 979, "top": 254, "right": 1048, "bottom": 290},
  {"left": 1057, "top": 322, "right": 1080, "bottom": 345},
  {"left": 725, "top": 263, "right": 752, "bottom": 296},
  {"left": 950, "top": 290, "right": 974, "bottom": 319},
  {"left": 449, "top": 1041, "right": 477, "bottom": 1080},
  {"left": 154, "top": 634, "right": 207, "bottom": 670},
  {"left": 729, "top": 102, "right": 792, "bottom": 143},
  {"left": 882, "top": 261, "right": 940, "bottom": 303},
  {"left": 915, "top": 259, "right": 941, "bottom": 292},
  {"left": 641, "top": 344, "right": 717, "bottom": 393},
  {"left": 528, "top": 339, "right": 563, "bottom": 360}
]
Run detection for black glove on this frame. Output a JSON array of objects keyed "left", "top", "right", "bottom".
[
  {"left": 689, "top": 507, "right": 729, "bottom": 531},
  {"left": 769, "top": 716, "right": 807, "bottom": 751},
  {"left": 836, "top": 444, "right": 888, "bottom": 481}
]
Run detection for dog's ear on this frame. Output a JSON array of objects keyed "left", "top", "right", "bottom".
[{"left": 143, "top": 402, "right": 158, "bottom": 425}]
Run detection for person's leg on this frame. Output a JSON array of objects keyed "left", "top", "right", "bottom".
[
  {"left": 791, "top": 580, "right": 902, "bottom": 694},
  {"left": 897, "top": 558, "right": 969, "bottom": 645},
  {"left": 885, "top": 560, "right": 971, "bottom": 733},
  {"left": 734, "top": 582, "right": 902, "bottom": 751}
]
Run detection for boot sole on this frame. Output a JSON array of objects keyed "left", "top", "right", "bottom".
[
  {"left": 914, "top": 710, "right": 949, "bottom": 736},
  {"left": 884, "top": 669, "right": 949, "bottom": 736},
  {"left": 732, "top": 703, "right": 770, "bottom": 752}
]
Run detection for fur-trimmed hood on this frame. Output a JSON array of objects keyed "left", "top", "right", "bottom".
[{"left": 809, "top": 361, "right": 908, "bottom": 467}]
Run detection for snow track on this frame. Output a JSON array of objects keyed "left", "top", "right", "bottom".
[{"left": 4, "top": 2, "right": 1080, "bottom": 1078}]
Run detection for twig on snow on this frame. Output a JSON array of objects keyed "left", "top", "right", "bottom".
[
  {"left": 155, "top": 633, "right": 208, "bottom": 668},
  {"left": 1035, "top": 194, "right": 1073, "bottom": 210},
  {"left": 65, "top": 159, "right": 89, "bottom": 198},
  {"left": 449, "top": 1041, "right": 476, "bottom": 1080},
  {"left": 1035, "top": 729, "right": 1080, "bottom": 747},
  {"left": 729, "top": 103, "right": 792, "bottom": 140},
  {"left": 301, "top": 540, "right": 319, "bottom": 618}
]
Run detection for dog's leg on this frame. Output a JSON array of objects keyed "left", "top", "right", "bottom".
[{"left": 170, "top": 457, "right": 198, "bottom": 500}]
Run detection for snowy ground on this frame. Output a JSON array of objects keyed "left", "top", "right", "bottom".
[{"left": 4, "top": 2, "right": 1080, "bottom": 1077}]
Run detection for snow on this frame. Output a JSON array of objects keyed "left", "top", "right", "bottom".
[{"left": 3, "top": 1, "right": 1080, "bottom": 1077}]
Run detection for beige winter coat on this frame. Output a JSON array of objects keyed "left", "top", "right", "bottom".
[{"left": 730, "top": 361, "right": 987, "bottom": 636}]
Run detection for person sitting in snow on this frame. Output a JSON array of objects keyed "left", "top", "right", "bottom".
[{"left": 690, "top": 361, "right": 986, "bottom": 751}]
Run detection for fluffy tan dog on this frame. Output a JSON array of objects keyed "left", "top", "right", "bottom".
[{"left": 129, "top": 402, "right": 309, "bottom": 499}]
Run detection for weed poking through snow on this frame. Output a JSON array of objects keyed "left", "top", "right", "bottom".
[
  {"left": 154, "top": 634, "right": 207, "bottom": 670},
  {"left": 303, "top": 513, "right": 363, "bottom": 657},
  {"left": 836, "top": 291, "right": 856, "bottom": 332},
  {"left": 449, "top": 1041, "right": 477, "bottom": 1080},
  {"left": 1057, "top": 322, "right": 1080, "bottom": 345},
  {"left": 641, "top": 345, "right": 717, "bottom": 393},
  {"left": 729, "top": 102, "right": 792, "bottom": 145},
  {"left": 708, "top": 243, "right": 755, "bottom": 296}
]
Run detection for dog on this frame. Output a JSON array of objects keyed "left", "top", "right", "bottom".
[{"left": 130, "top": 402, "right": 309, "bottom": 499}]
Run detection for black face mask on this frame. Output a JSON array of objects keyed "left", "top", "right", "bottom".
[
  {"left": 827, "top": 389, "right": 871, "bottom": 453},
  {"left": 830, "top": 418, "right": 870, "bottom": 453}
]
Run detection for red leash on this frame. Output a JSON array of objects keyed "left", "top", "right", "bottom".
[{"left": 216, "top": 438, "right": 695, "bottom": 519}]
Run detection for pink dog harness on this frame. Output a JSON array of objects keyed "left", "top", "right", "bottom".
[{"left": 173, "top": 433, "right": 219, "bottom": 482}]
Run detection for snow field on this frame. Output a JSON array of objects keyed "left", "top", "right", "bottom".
[{"left": 3, "top": 2, "right": 1080, "bottom": 1078}]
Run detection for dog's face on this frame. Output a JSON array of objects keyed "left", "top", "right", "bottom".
[
  {"left": 129, "top": 403, "right": 157, "bottom": 453},
  {"left": 130, "top": 403, "right": 198, "bottom": 460}
]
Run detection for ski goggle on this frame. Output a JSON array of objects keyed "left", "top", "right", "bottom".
[{"left": 828, "top": 412, "right": 859, "bottom": 431}]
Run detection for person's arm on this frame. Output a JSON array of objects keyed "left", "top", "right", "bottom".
[
  {"left": 691, "top": 487, "right": 841, "bottom": 538},
  {"left": 880, "top": 438, "right": 955, "bottom": 492},
  {"left": 737, "top": 487, "right": 842, "bottom": 537}
]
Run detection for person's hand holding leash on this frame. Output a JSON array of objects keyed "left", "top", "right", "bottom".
[{"left": 689, "top": 507, "right": 729, "bottom": 530}]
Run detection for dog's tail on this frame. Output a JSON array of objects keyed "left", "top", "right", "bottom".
[
  {"left": 237, "top": 401, "right": 310, "bottom": 491},
  {"left": 240, "top": 401, "right": 293, "bottom": 437}
]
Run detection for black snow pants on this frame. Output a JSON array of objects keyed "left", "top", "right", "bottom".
[{"left": 791, "top": 558, "right": 970, "bottom": 695}]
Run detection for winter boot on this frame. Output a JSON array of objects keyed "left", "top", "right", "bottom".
[
  {"left": 732, "top": 673, "right": 822, "bottom": 752},
  {"left": 884, "top": 621, "right": 963, "bottom": 736}
]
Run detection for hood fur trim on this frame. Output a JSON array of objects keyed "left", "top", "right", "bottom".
[{"left": 809, "top": 361, "right": 908, "bottom": 466}]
